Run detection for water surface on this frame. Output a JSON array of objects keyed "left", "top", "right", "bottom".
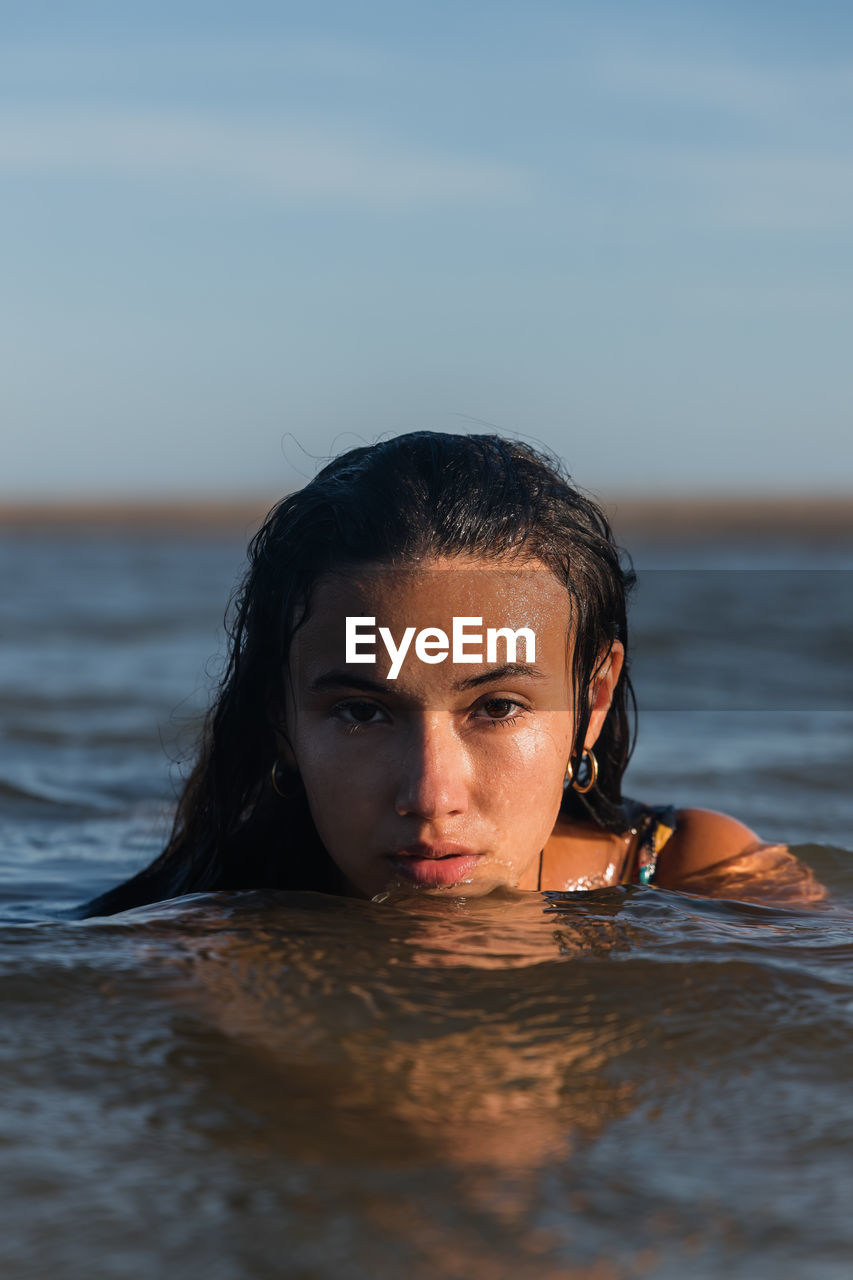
[{"left": 1, "top": 531, "right": 851, "bottom": 1278}]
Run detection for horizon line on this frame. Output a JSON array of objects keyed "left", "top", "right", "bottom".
[{"left": 1, "top": 492, "right": 850, "bottom": 540}]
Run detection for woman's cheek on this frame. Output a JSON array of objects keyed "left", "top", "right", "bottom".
[
  {"left": 483, "top": 717, "right": 567, "bottom": 787},
  {"left": 309, "top": 725, "right": 392, "bottom": 799},
  {"left": 505, "top": 723, "right": 569, "bottom": 828}
]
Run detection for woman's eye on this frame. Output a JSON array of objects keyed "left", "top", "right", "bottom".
[
  {"left": 334, "top": 700, "right": 387, "bottom": 728},
  {"left": 476, "top": 698, "right": 526, "bottom": 725}
]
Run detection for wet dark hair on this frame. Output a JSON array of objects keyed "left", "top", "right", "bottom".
[{"left": 84, "top": 432, "right": 636, "bottom": 915}]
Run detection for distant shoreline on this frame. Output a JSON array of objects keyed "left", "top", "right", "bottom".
[
  {"left": 603, "top": 495, "right": 853, "bottom": 541},
  {"left": 0, "top": 498, "right": 275, "bottom": 535},
  {"left": 0, "top": 494, "right": 850, "bottom": 541}
]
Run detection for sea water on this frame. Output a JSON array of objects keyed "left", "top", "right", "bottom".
[{"left": 1, "top": 529, "right": 851, "bottom": 1279}]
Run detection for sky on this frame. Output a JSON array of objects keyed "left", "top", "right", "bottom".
[{"left": 2, "top": 0, "right": 852, "bottom": 497}]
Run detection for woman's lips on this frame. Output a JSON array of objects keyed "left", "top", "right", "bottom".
[{"left": 386, "top": 844, "right": 484, "bottom": 888}]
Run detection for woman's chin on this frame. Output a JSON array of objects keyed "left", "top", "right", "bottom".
[{"left": 372, "top": 873, "right": 523, "bottom": 904}]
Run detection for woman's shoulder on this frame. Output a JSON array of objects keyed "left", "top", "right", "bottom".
[
  {"left": 545, "top": 798, "right": 748, "bottom": 888},
  {"left": 599, "top": 800, "right": 757, "bottom": 888},
  {"left": 650, "top": 807, "right": 760, "bottom": 887},
  {"left": 545, "top": 801, "right": 826, "bottom": 903},
  {"left": 650, "top": 806, "right": 826, "bottom": 904}
]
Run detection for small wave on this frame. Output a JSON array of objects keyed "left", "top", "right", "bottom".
[{"left": 0, "top": 774, "right": 120, "bottom": 815}]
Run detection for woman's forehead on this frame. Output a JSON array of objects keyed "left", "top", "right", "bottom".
[
  {"left": 284, "top": 558, "right": 577, "bottom": 693},
  {"left": 281, "top": 557, "right": 579, "bottom": 706},
  {"left": 307, "top": 557, "right": 571, "bottom": 626}
]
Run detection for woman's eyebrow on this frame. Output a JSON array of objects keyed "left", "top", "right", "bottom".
[
  {"left": 308, "top": 663, "right": 546, "bottom": 694},
  {"left": 309, "top": 671, "right": 390, "bottom": 694},
  {"left": 453, "top": 663, "right": 546, "bottom": 691}
]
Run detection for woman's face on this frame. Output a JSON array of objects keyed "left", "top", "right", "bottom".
[{"left": 282, "top": 556, "right": 621, "bottom": 898}]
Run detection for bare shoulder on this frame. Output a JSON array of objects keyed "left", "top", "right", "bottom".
[
  {"left": 653, "top": 807, "right": 760, "bottom": 887},
  {"left": 654, "top": 807, "right": 827, "bottom": 904}
]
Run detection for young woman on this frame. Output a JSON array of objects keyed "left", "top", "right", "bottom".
[{"left": 84, "top": 432, "right": 823, "bottom": 915}]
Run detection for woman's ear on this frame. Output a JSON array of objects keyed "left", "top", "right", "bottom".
[{"left": 584, "top": 640, "right": 625, "bottom": 750}]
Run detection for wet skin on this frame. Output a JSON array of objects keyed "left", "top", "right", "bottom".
[{"left": 280, "top": 556, "right": 622, "bottom": 899}]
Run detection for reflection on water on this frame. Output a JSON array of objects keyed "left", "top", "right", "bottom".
[
  {"left": 1, "top": 534, "right": 853, "bottom": 1276},
  {"left": 3, "top": 870, "right": 853, "bottom": 1278},
  {"left": 168, "top": 891, "right": 638, "bottom": 1170}
]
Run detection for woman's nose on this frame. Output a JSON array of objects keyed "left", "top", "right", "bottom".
[{"left": 394, "top": 716, "right": 470, "bottom": 819}]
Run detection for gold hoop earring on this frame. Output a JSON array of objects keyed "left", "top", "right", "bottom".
[
  {"left": 571, "top": 748, "right": 598, "bottom": 794},
  {"left": 271, "top": 760, "right": 300, "bottom": 800}
]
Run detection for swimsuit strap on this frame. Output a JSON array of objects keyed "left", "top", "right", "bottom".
[{"left": 621, "top": 801, "right": 677, "bottom": 887}]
